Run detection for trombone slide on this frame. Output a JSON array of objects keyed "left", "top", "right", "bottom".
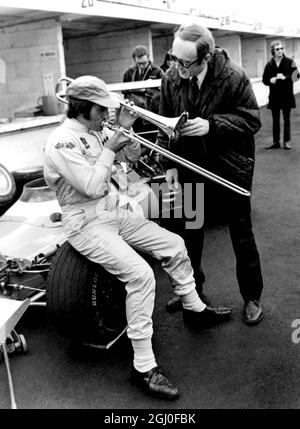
[{"left": 107, "top": 125, "right": 251, "bottom": 197}]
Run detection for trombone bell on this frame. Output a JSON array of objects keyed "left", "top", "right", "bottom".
[{"left": 119, "top": 101, "right": 188, "bottom": 142}]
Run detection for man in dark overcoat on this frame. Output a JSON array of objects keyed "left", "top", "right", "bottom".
[
  {"left": 263, "top": 40, "right": 300, "bottom": 150},
  {"left": 158, "top": 23, "right": 264, "bottom": 326}
]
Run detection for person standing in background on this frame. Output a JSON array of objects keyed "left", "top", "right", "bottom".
[
  {"left": 123, "top": 45, "right": 163, "bottom": 114},
  {"left": 123, "top": 46, "right": 164, "bottom": 141},
  {"left": 263, "top": 40, "right": 300, "bottom": 150}
]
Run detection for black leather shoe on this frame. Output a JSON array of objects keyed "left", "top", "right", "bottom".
[
  {"left": 265, "top": 142, "right": 280, "bottom": 149},
  {"left": 283, "top": 142, "right": 291, "bottom": 150},
  {"left": 131, "top": 366, "right": 179, "bottom": 400},
  {"left": 166, "top": 293, "right": 211, "bottom": 313},
  {"left": 183, "top": 306, "right": 232, "bottom": 329}
]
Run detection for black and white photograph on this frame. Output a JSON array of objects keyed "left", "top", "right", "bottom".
[{"left": 0, "top": 0, "right": 300, "bottom": 413}]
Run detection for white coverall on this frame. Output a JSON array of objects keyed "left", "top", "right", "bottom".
[{"left": 44, "top": 118, "right": 196, "bottom": 340}]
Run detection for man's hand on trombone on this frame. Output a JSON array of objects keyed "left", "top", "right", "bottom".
[
  {"left": 105, "top": 128, "right": 132, "bottom": 153},
  {"left": 181, "top": 117, "right": 209, "bottom": 137}
]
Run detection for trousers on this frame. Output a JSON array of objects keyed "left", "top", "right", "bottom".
[
  {"left": 63, "top": 199, "right": 196, "bottom": 340},
  {"left": 271, "top": 107, "right": 291, "bottom": 143},
  {"left": 161, "top": 184, "right": 264, "bottom": 303}
]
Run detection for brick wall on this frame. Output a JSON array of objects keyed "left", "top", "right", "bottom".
[
  {"left": 64, "top": 27, "right": 152, "bottom": 83},
  {"left": 0, "top": 19, "right": 65, "bottom": 119}
]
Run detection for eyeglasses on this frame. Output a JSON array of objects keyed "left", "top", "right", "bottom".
[
  {"left": 275, "top": 47, "right": 284, "bottom": 51},
  {"left": 169, "top": 54, "right": 198, "bottom": 69}
]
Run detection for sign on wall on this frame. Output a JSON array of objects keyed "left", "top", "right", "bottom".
[{"left": 40, "top": 51, "right": 57, "bottom": 59}]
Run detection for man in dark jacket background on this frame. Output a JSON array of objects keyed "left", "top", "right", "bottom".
[
  {"left": 158, "top": 23, "right": 264, "bottom": 326},
  {"left": 262, "top": 40, "right": 299, "bottom": 150}
]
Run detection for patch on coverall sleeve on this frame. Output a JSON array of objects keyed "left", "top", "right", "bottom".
[{"left": 55, "top": 142, "right": 76, "bottom": 149}]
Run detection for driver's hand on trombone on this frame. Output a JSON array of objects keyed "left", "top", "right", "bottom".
[
  {"left": 165, "top": 168, "right": 179, "bottom": 191},
  {"left": 105, "top": 128, "right": 132, "bottom": 153},
  {"left": 116, "top": 99, "right": 138, "bottom": 130},
  {"left": 181, "top": 117, "right": 209, "bottom": 137}
]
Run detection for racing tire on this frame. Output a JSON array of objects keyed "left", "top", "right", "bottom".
[
  {"left": 0, "top": 163, "right": 16, "bottom": 207},
  {"left": 46, "top": 241, "right": 127, "bottom": 345}
]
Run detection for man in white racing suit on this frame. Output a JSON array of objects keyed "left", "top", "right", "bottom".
[{"left": 44, "top": 75, "right": 231, "bottom": 400}]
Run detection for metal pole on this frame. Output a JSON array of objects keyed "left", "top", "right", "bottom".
[{"left": 2, "top": 343, "right": 17, "bottom": 409}]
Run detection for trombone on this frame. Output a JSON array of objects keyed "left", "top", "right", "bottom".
[{"left": 55, "top": 77, "right": 251, "bottom": 197}]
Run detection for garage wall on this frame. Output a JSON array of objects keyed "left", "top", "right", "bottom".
[
  {"left": 1, "top": 16, "right": 299, "bottom": 121},
  {"left": 152, "top": 34, "right": 174, "bottom": 68},
  {"left": 64, "top": 27, "right": 152, "bottom": 83},
  {"left": 0, "top": 19, "right": 65, "bottom": 119},
  {"left": 290, "top": 39, "right": 300, "bottom": 74},
  {"left": 241, "top": 37, "right": 266, "bottom": 78},
  {"left": 213, "top": 34, "right": 242, "bottom": 66}
]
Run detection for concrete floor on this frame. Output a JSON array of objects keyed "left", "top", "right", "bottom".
[{"left": 1, "top": 99, "right": 300, "bottom": 409}]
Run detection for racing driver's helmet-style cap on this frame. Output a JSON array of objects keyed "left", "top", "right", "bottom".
[{"left": 66, "top": 75, "right": 120, "bottom": 109}]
